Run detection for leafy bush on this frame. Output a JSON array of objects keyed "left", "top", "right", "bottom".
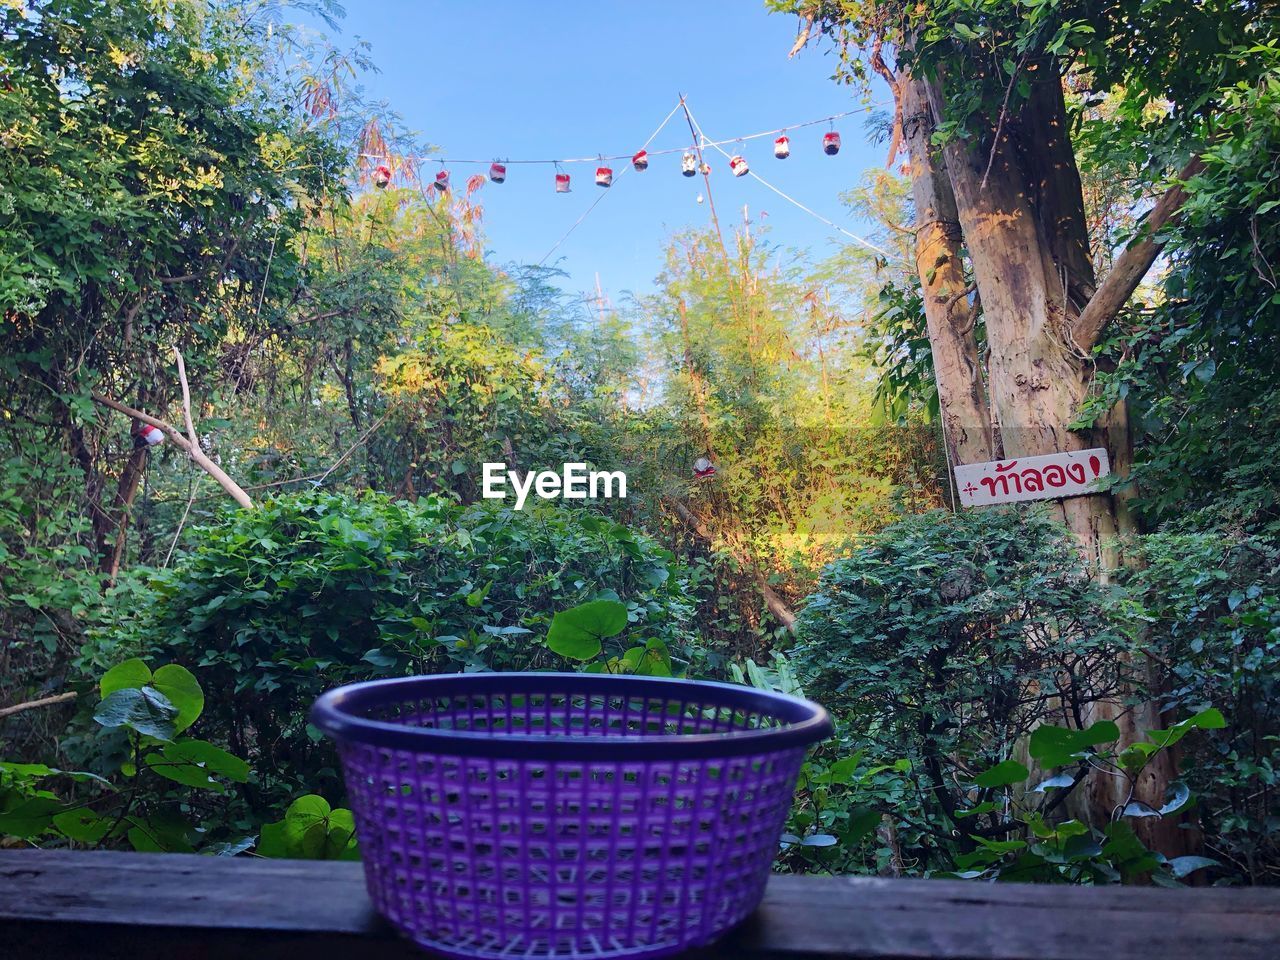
[
  {"left": 0, "top": 658, "right": 253, "bottom": 853},
  {"left": 1076, "top": 45, "right": 1280, "bottom": 536},
  {"left": 545, "top": 599, "right": 677, "bottom": 676},
  {"left": 80, "top": 492, "right": 696, "bottom": 811},
  {"left": 1128, "top": 530, "right": 1280, "bottom": 883},
  {"left": 1, "top": 656, "right": 355, "bottom": 859},
  {"left": 0, "top": 450, "right": 111, "bottom": 728},
  {"left": 941, "top": 710, "right": 1225, "bottom": 885},
  {"left": 790, "top": 507, "right": 1131, "bottom": 871}
]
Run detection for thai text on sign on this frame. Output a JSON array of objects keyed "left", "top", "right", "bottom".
[{"left": 954, "top": 448, "right": 1110, "bottom": 507}]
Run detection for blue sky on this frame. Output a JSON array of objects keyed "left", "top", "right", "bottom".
[{"left": 293, "top": 1, "right": 890, "bottom": 302}]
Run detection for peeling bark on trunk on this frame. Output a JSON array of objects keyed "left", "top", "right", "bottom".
[
  {"left": 901, "top": 75, "right": 997, "bottom": 466},
  {"left": 923, "top": 71, "right": 1122, "bottom": 568}
]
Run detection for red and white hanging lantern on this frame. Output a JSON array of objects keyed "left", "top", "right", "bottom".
[
  {"left": 692, "top": 456, "right": 716, "bottom": 480},
  {"left": 595, "top": 165, "right": 613, "bottom": 188},
  {"left": 434, "top": 169, "right": 451, "bottom": 192},
  {"left": 555, "top": 171, "right": 571, "bottom": 193},
  {"left": 822, "top": 131, "right": 841, "bottom": 156},
  {"left": 133, "top": 422, "right": 164, "bottom": 448},
  {"left": 730, "top": 155, "right": 749, "bottom": 177},
  {"left": 372, "top": 164, "right": 391, "bottom": 188},
  {"left": 700, "top": 161, "right": 711, "bottom": 176},
  {"left": 681, "top": 152, "right": 697, "bottom": 177},
  {"left": 774, "top": 135, "right": 790, "bottom": 159},
  {"left": 632, "top": 149, "right": 649, "bottom": 172},
  {"left": 488, "top": 161, "right": 506, "bottom": 184}
]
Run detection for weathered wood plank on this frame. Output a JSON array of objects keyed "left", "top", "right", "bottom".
[{"left": 1, "top": 850, "right": 1277, "bottom": 959}]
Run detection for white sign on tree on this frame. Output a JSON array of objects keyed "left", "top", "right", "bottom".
[{"left": 954, "top": 448, "right": 1111, "bottom": 507}]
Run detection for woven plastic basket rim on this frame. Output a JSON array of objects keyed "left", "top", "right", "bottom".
[{"left": 311, "top": 672, "right": 833, "bottom": 760}]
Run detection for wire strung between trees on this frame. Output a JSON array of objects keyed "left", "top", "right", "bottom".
[
  {"left": 679, "top": 95, "right": 728, "bottom": 258},
  {"left": 681, "top": 102, "right": 892, "bottom": 258},
  {"left": 372, "top": 95, "right": 891, "bottom": 272},
  {"left": 536, "top": 99, "right": 685, "bottom": 266},
  {"left": 358, "top": 105, "right": 882, "bottom": 166}
]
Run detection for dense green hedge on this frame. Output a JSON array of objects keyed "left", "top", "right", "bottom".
[
  {"left": 81, "top": 492, "right": 696, "bottom": 809},
  {"left": 1128, "top": 530, "right": 1280, "bottom": 884},
  {"left": 790, "top": 507, "right": 1131, "bottom": 871}
]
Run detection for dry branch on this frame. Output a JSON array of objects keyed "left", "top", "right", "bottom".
[
  {"left": 787, "top": 13, "right": 814, "bottom": 59},
  {"left": 90, "top": 350, "right": 254, "bottom": 510},
  {"left": 0, "top": 691, "right": 77, "bottom": 720}
]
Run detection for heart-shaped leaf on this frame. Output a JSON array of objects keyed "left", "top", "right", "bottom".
[
  {"left": 256, "top": 795, "right": 358, "bottom": 860},
  {"left": 52, "top": 809, "right": 116, "bottom": 843},
  {"left": 1032, "top": 773, "right": 1076, "bottom": 793},
  {"left": 100, "top": 658, "right": 152, "bottom": 698},
  {"left": 150, "top": 664, "right": 204, "bottom": 733},
  {"left": 148, "top": 739, "right": 249, "bottom": 789},
  {"left": 1158, "top": 780, "right": 1191, "bottom": 816},
  {"left": 0, "top": 797, "right": 61, "bottom": 838},
  {"left": 1121, "top": 800, "right": 1161, "bottom": 818},
  {"left": 546, "top": 600, "right": 628, "bottom": 660},
  {"left": 800, "top": 833, "right": 838, "bottom": 847},
  {"left": 1168, "top": 855, "right": 1218, "bottom": 879},
  {"left": 1029, "top": 720, "right": 1119, "bottom": 768}
]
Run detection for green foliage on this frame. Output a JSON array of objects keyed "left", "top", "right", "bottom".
[
  {"left": 0, "top": 658, "right": 254, "bottom": 853},
  {"left": 546, "top": 600, "right": 629, "bottom": 660},
  {"left": 1078, "top": 44, "right": 1280, "bottom": 535},
  {"left": 81, "top": 491, "right": 695, "bottom": 810},
  {"left": 794, "top": 506, "right": 1128, "bottom": 738},
  {"left": 100, "top": 659, "right": 205, "bottom": 735},
  {"left": 1126, "top": 532, "right": 1280, "bottom": 883},
  {"left": 0, "top": 448, "right": 118, "bottom": 720},
  {"left": 375, "top": 322, "right": 617, "bottom": 503},
  {"left": 948, "top": 710, "right": 1225, "bottom": 884},
  {"left": 0, "top": 0, "right": 345, "bottom": 583},
  {"left": 862, "top": 281, "right": 938, "bottom": 424},
  {"left": 541, "top": 599, "right": 678, "bottom": 677},
  {"left": 628, "top": 226, "right": 942, "bottom": 651},
  {"left": 4, "top": 0, "right": 1274, "bottom": 894},
  {"left": 256, "top": 795, "right": 359, "bottom": 861},
  {"left": 770, "top": 0, "right": 1271, "bottom": 158},
  {"left": 780, "top": 738, "right": 915, "bottom": 875},
  {"left": 791, "top": 507, "right": 1131, "bottom": 871},
  {"left": 0, "top": 0, "right": 336, "bottom": 336}
]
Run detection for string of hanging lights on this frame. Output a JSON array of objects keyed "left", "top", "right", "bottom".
[
  {"left": 535, "top": 100, "right": 686, "bottom": 264},
  {"left": 358, "top": 101, "right": 886, "bottom": 194},
  {"left": 370, "top": 120, "right": 854, "bottom": 195}
]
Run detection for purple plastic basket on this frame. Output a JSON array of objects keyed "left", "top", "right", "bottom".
[{"left": 311, "top": 672, "right": 831, "bottom": 960}]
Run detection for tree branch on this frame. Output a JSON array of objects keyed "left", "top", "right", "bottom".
[
  {"left": 0, "top": 691, "right": 77, "bottom": 720},
  {"left": 1071, "top": 156, "right": 1205, "bottom": 352},
  {"left": 90, "top": 359, "right": 254, "bottom": 511},
  {"left": 787, "top": 13, "right": 815, "bottom": 59},
  {"left": 172, "top": 349, "right": 254, "bottom": 510}
]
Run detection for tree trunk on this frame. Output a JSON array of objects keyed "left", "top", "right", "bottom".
[
  {"left": 916, "top": 65, "right": 1191, "bottom": 854},
  {"left": 901, "top": 74, "right": 997, "bottom": 466},
  {"left": 922, "top": 70, "right": 1123, "bottom": 569},
  {"left": 104, "top": 444, "right": 149, "bottom": 580}
]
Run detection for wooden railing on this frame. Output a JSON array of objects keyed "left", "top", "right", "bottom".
[{"left": 2, "top": 849, "right": 1278, "bottom": 958}]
